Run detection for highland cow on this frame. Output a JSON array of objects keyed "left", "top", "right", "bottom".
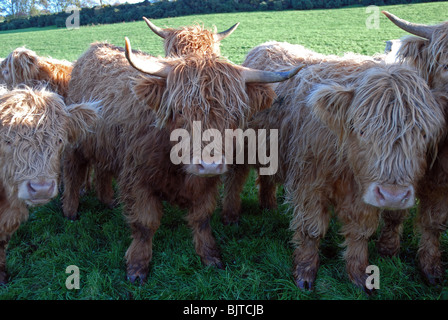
[
  {"left": 62, "top": 39, "right": 300, "bottom": 282},
  {"left": 0, "top": 85, "right": 98, "bottom": 283},
  {"left": 92, "top": 19, "right": 241, "bottom": 209},
  {"left": 0, "top": 48, "right": 72, "bottom": 99},
  {"left": 143, "top": 17, "right": 239, "bottom": 57},
  {"left": 378, "top": 11, "right": 448, "bottom": 284},
  {"left": 221, "top": 42, "right": 446, "bottom": 292}
]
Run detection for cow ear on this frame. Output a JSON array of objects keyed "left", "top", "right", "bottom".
[
  {"left": 65, "top": 102, "right": 100, "bottom": 143},
  {"left": 307, "top": 83, "right": 354, "bottom": 134},
  {"left": 132, "top": 76, "right": 166, "bottom": 112},
  {"left": 246, "top": 83, "right": 276, "bottom": 115}
]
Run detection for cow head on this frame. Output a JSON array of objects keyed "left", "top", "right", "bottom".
[
  {"left": 308, "top": 64, "right": 445, "bottom": 210},
  {"left": 0, "top": 86, "right": 98, "bottom": 206},
  {"left": 383, "top": 11, "right": 448, "bottom": 92},
  {"left": 125, "top": 37, "right": 302, "bottom": 177},
  {"left": 143, "top": 17, "right": 239, "bottom": 57},
  {"left": 0, "top": 47, "right": 40, "bottom": 89}
]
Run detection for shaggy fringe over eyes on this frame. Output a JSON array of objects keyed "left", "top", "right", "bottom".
[
  {"left": 156, "top": 54, "right": 250, "bottom": 130},
  {"left": 306, "top": 63, "right": 445, "bottom": 185},
  {"left": 347, "top": 65, "right": 445, "bottom": 183},
  {"left": 0, "top": 86, "right": 68, "bottom": 181},
  {"left": 3, "top": 47, "right": 39, "bottom": 86},
  {"left": 164, "top": 24, "right": 218, "bottom": 57},
  {"left": 1, "top": 47, "right": 72, "bottom": 97}
]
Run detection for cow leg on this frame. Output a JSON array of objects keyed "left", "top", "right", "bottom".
[
  {"left": 256, "top": 171, "right": 277, "bottom": 210},
  {"left": 124, "top": 191, "right": 163, "bottom": 284},
  {"left": 416, "top": 193, "right": 448, "bottom": 285},
  {"left": 291, "top": 202, "right": 330, "bottom": 290},
  {"left": 62, "top": 147, "right": 89, "bottom": 220},
  {"left": 0, "top": 234, "right": 11, "bottom": 284},
  {"left": 339, "top": 206, "right": 379, "bottom": 293},
  {"left": 94, "top": 167, "right": 115, "bottom": 209},
  {"left": 221, "top": 164, "right": 251, "bottom": 225},
  {"left": 0, "top": 203, "right": 27, "bottom": 284},
  {"left": 376, "top": 210, "right": 408, "bottom": 257},
  {"left": 187, "top": 193, "right": 223, "bottom": 268}
]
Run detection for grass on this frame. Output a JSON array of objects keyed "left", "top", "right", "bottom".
[{"left": 0, "top": 2, "right": 448, "bottom": 300}]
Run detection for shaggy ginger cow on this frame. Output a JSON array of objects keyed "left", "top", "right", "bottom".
[
  {"left": 62, "top": 38, "right": 300, "bottom": 282},
  {"left": 377, "top": 12, "right": 448, "bottom": 285},
  {"left": 0, "top": 85, "right": 98, "bottom": 283},
  {"left": 222, "top": 43, "right": 446, "bottom": 292},
  {"left": 143, "top": 17, "right": 239, "bottom": 57},
  {"left": 0, "top": 48, "right": 72, "bottom": 99},
  {"left": 93, "top": 19, "right": 241, "bottom": 208}
]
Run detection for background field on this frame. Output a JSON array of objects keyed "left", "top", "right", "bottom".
[{"left": 0, "top": 2, "right": 448, "bottom": 300}]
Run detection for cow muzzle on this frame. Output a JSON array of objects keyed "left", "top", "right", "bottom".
[
  {"left": 364, "top": 183, "right": 415, "bottom": 210},
  {"left": 18, "top": 178, "right": 58, "bottom": 206},
  {"left": 185, "top": 156, "right": 228, "bottom": 177}
]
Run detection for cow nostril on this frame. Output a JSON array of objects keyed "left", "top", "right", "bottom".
[
  {"left": 375, "top": 186, "right": 385, "bottom": 201},
  {"left": 27, "top": 182, "right": 36, "bottom": 194},
  {"left": 401, "top": 190, "right": 411, "bottom": 203}
]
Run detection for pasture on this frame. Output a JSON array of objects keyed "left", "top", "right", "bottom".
[{"left": 0, "top": 2, "right": 448, "bottom": 301}]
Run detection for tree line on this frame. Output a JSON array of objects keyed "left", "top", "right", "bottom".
[{"left": 0, "top": 0, "right": 443, "bottom": 31}]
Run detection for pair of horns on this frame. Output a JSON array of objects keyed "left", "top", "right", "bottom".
[
  {"left": 143, "top": 17, "right": 240, "bottom": 42},
  {"left": 124, "top": 37, "right": 304, "bottom": 83},
  {"left": 382, "top": 11, "right": 438, "bottom": 40}
]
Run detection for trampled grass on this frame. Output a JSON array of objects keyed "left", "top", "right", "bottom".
[{"left": 0, "top": 2, "right": 448, "bottom": 301}]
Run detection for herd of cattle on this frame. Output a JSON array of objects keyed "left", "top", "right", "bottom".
[{"left": 0, "top": 10, "right": 447, "bottom": 294}]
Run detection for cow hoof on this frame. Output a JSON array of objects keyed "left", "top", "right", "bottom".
[
  {"left": 0, "top": 271, "right": 8, "bottom": 285},
  {"left": 202, "top": 256, "right": 224, "bottom": 269},
  {"left": 221, "top": 210, "right": 240, "bottom": 226},
  {"left": 295, "top": 278, "right": 313, "bottom": 291},
  {"left": 362, "top": 285, "right": 376, "bottom": 296},
  {"left": 65, "top": 214, "right": 78, "bottom": 221},
  {"left": 127, "top": 265, "right": 148, "bottom": 284},
  {"left": 127, "top": 272, "right": 147, "bottom": 285},
  {"left": 422, "top": 271, "right": 443, "bottom": 286},
  {"left": 221, "top": 216, "right": 239, "bottom": 226}
]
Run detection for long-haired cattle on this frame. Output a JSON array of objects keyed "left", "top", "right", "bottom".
[
  {"left": 62, "top": 39, "right": 300, "bottom": 282},
  {"left": 92, "top": 20, "right": 241, "bottom": 209},
  {"left": 221, "top": 42, "right": 446, "bottom": 291},
  {"left": 0, "top": 85, "right": 98, "bottom": 283},
  {"left": 0, "top": 48, "right": 72, "bottom": 99},
  {"left": 378, "top": 12, "right": 448, "bottom": 284},
  {"left": 143, "top": 18, "right": 239, "bottom": 57}
]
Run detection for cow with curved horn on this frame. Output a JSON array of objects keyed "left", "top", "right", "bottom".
[
  {"left": 378, "top": 11, "right": 448, "bottom": 285},
  {"left": 93, "top": 18, "right": 241, "bottom": 209},
  {"left": 220, "top": 36, "right": 447, "bottom": 291},
  {"left": 62, "top": 37, "right": 301, "bottom": 282},
  {"left": 143, "top": 17, "right": 239, "bottom": 57}
]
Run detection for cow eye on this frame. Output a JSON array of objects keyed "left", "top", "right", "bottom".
[{"left": 444, "top": 65, "right": 448, "bottom": 71}]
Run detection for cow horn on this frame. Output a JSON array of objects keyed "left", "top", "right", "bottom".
[
  {"left": 124, "top": 37, "right": 171, "bottom": 78},
  {"left": 214, "top": 23, "right": 240, "bottom": 42},
  {"left": 241, "top": 63, "right": 305, "bottom": 83},
  {"left": 382, "top": 11, "right": 436, "bottom": 40},
  {"left": 143, "top": 17, "right": 169, "bottom": 39}
]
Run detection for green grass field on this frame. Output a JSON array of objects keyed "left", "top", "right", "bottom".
[{"left": 0, "top": 2, "right": 448, "bottom": 301}]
